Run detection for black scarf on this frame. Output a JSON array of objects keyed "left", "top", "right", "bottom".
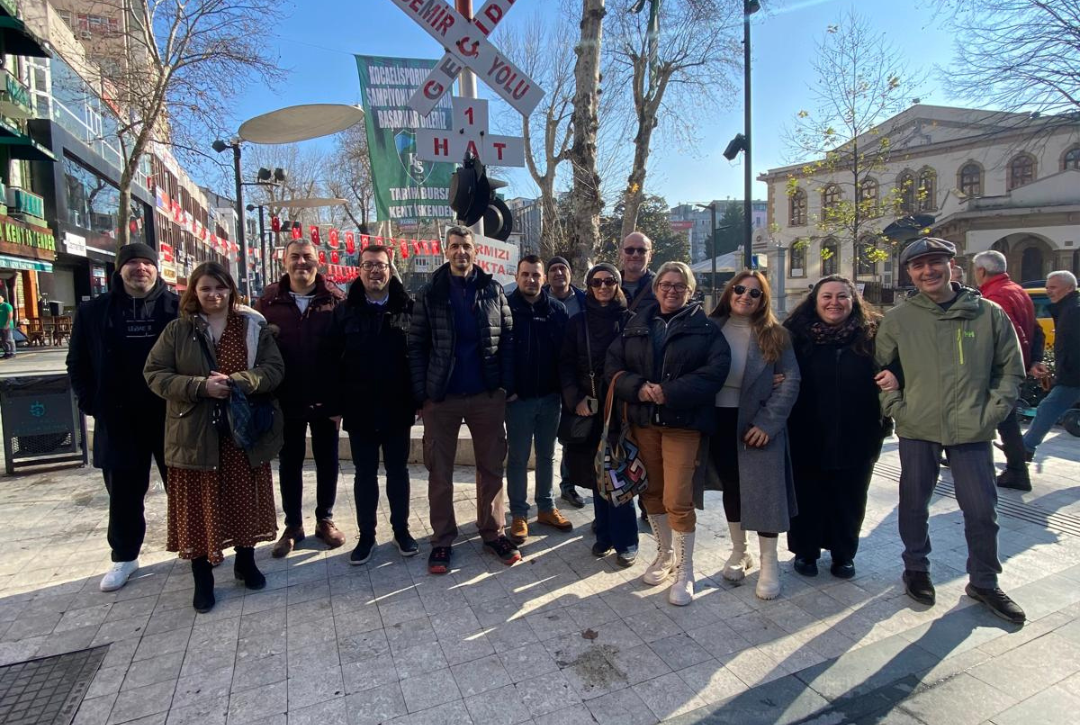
[{"left": 807, "top": 315, "right": 861, "bottom": 346}]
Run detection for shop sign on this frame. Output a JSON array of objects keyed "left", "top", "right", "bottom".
[
  {"left": 64, "top": 232, "right": 87, "bottom": 257},
  {"left": 1, "top": 219, "right": 55, "bottom": 252}
]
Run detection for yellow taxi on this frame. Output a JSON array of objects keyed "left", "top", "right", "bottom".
[{"left": 1026, "top": 287, "right": 1055, "bottom": 346}]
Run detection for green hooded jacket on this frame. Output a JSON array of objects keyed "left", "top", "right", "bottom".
[{"left": 875, "top": 286, "right": 1024, "bottom": 445}]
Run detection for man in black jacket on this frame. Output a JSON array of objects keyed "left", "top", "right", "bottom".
[
  {"left": 1024, "top": 270, "right": 1080, "bottom": 458},
  {"left": 327, "top": 245, "right": 418, "bottom": 565},
  {"left": 506, "top": 256, "right": 571, "bottom": 545},
  {"left": 256, "top": 239, "right": 346, "bottom": 557},
  {"left": 66, "top": 242, "right": 179, "bottom": 592},
  {"left": 620, "top": 231, "right": 657, "bottom": 315},
  {"left": 408, "top": 226, "right": 517, "bottom": 573}
]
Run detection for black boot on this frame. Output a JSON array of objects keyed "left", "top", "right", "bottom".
[
  {"left": 996, "top": 468, "right": 1032, "bottom": 492},
  {"left": 234, "top": 547, "right": 266, "bottom": 590},
  {"left": 191, "top": 557, "right": 215, "bottom": 613}
]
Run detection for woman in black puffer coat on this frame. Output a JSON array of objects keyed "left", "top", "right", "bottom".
[
  {"left": 558, "top": 264, "right": 638, "bottom": 566},
  {"left": 784, "top": 275, "right": 890, "bottom": 580}
]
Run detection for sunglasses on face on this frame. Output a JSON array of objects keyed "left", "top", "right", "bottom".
[
  {"left": 588, "top": 277, "right": 618, "bottom": 288},
  {"left": 622, "top": 247, "right": 648, "bottom": 256},
  {"left": 733, "top": 285, "right": 763, "bottom": 299}
]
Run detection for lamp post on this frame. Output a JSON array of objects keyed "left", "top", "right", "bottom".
[
  {"left": 247, "top": 204, "right": 268, "bottom": 291},
  {"left": 696, "top": 202, "right": 732, "bottom": 301},
  {"left": 212, "top": 138, "right": 248, "bottom": 297},
  {"left": 243, "top": 167, "right": 286, "bottom": 295},
  {"left": 724, "top": 1, "right": 761, "bottom": 272}
]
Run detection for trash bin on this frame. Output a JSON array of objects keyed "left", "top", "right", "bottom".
[
  {"left": 47, "top": 301, "right": 62, "bottom": 317},
  {"left": 0, "top": 374, "right": 87, "bottom": 475}
]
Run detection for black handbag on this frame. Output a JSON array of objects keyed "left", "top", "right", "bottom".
[
  {"left": 558, "top": 322, "right": 601, "bottom": 444},
  {"left": 197, "top": 323, "right": 274, "bottom": 452}
]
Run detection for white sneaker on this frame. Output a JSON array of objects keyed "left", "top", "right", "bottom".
[{"left": 100, "top": 560, "right": 139, "bottom": 592}]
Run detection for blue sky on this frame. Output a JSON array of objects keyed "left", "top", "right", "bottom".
[{"left": 229, "top": 0, "right": 960, "bottom": 207}]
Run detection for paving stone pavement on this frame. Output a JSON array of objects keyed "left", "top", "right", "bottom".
[{"left": 0, "top": 426, "right": 1077, "bottom": 725}]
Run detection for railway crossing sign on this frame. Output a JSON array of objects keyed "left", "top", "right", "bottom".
[{"left": 416, "top": 97, "right": 525, "bottom": 167}]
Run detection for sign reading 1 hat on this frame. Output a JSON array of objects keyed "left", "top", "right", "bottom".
[{"left": 899, "top": 237, "right": 956, "bottom": 267}]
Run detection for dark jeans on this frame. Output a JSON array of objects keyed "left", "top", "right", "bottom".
[
  {"left": 279, "top": 415, "right": 340, "bottom": 528},
  {"left": 996, "top": 405, "right": 1027, "bottom": 472},
  {"left": 103, "top": 435, "right": 167, "bottom": 563},
  {"left": 594, "top": 492, "right": 638, "bottom": 554},
  {"left": 713, "top": 407, "right": 776, "bottom": 538},
  {"left": 349, "top": 427, "right": 411, "bottom": 537},
  {"left": 506, "top": 394, "right": 560, "bottom": 517},
  {"left": 898, "top": 438, "right": 1001, "bottom": 589},
  {"left": 787, "top": 462, "right": 873, "bottom": 563}
]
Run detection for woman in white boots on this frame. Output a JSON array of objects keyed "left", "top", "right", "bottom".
[
  {"left": 708, "top": 272, "right": 800, "bottom": 600},
  {"left": 606, "top": 262, "right": 730, "bottom": 606}
]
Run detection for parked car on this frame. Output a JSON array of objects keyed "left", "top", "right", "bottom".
[{"left": 1025, "top": 287, "right": 1055, "bottom": 346}]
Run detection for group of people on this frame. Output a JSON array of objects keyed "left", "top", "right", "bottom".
[{"left": 66, "top": 228, "right": 1079, "bottom": 623}]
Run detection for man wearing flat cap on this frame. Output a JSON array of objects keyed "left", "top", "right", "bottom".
[
  {"left": 67, "top": 242, "right": 179, "bottom": 592},
  {"left": 875, "top": 237, "right": 1027, "bottom": 624}
]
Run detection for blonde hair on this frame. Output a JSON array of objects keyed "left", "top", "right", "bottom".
[{"left": 652, "top": 261, "right": 697, "bottom": 295}]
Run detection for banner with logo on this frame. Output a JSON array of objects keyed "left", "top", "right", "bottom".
[{"left": 355, "top": 55, "right": 455, "bottom": 226}]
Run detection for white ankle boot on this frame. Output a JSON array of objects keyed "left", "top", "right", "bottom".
[
  {"left": 756, "top": 535, "right": 781, "bottom": 600},
  {"left": 643, "top": 514, "right": 675, "bottom": 586},
  {"left": 722, "top": 522, "right": 754, "bottom": 581},
  {"left": 668, "top": 530, "right": 695, "bottom": 606}
]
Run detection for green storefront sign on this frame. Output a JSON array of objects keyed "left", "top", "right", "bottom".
[
  {"left": 1, "top": 220, "right": 55, "bottom": 252},
  {"left": 355, "top": 55, "right": 455, "bottom": 226}
]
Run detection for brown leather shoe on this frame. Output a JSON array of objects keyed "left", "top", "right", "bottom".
[
  {"left": 315, "top": 519, "right": 346, "bottom": 549},
  {"left": 509, "top": 516, "right": 528, "bottom": 545},
  {"left": 537, "top": 509, "right": 573, "bottom": 532},
  {"left": 271, "top": 525, "right": 305, "bottom": 559}
]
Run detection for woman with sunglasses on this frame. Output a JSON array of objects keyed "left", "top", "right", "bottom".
[
  {"left": 606, "top": 262, "right": 730, "bottom": 606},
  {"left": 783, "top": 275, "right": 888, "bottom": 580},
  {"left": 707, "top": 271, "right": 800, "bottom": 600},
  {"left": 559, "top": 264, "right": 638, "bottom": 565}
]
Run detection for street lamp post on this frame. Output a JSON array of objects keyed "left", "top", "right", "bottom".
[
  {"left": 247, "top": 204, "right": 268, "bottom": 290},
  {"left": 743, "top": 0, "right": 760, "bottom": 272},
  {"left": 212, "top": 138, "right": 248, "bottom": 297}
]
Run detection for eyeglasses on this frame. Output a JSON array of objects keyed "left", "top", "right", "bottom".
[
  {"left": 657, "top": 282, "right": 688, "bottom": 293},
  {"left": 588, "top": 278, "right": 618, "bottom": 288},
  {"left": 622, "top": 246, "right": 648, "bottom": 256},
  {"left": 733, "top": 285, "right": 763, "bottom": 299},
  {"left": 360, "top": 262, "right": 389, "bottom": 271}
]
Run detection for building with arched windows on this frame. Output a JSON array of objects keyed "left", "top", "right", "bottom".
[{"left": 759, "top": 105, "right": 1079, "bottom": 308}]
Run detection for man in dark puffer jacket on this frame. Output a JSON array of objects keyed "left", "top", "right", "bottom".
[{"left": 408, "top": 226, "right": 517, "bottom": 574}]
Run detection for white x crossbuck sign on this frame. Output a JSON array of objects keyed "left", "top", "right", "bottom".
[
  {"left": 416, "top": 97, "right": 525, "bottom": 167},
  {"left": 388, "top": 0, "right": 544, "bottom": 117}
]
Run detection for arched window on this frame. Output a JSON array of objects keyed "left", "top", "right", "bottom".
[
  {"left": 959, "top": 162, "right": 982, "bottom": 198},
  {"left": 1007, "top": 153, "right": 1036, "bottom": 190},
  {"left": 821, "top": 238, "right": 839, "bottom": 277},
  {"left": 858, "top": 178, "right": 878, "bottom": 209},
  {"left": 789, "top": 188, "right": 807, "bottom": 227},
  {"left": 822, "top": 184, "right": 841, "bottom": 212},
  {"left": 917, "top": 168, "right": 937, "bottom": 211},
  {"left": 790, "top": 242, "right": 806, "bottom": 278},
  {"left": 856, "top": 238, "right": 877, "bottom": 278},
  {"left": 1063, "top": 146, "right": 1080, "bottom": 171},
  {"left": 897, "top": 171, "right": 916, "bottom": 213}
]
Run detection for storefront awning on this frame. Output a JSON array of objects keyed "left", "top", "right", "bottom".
[
  {"left": 0, "top": 16, "right": 51, "bottom": 59},
  {"left": 0, "top": 254, "right": 52, "bottom": 272},
  {"left": 0, "top": 119, "right": 55, "bottom": 161}
]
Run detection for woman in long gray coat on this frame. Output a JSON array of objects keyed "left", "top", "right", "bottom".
[{"left": 706, "top": 271, "right": 800, "bottom": 600}]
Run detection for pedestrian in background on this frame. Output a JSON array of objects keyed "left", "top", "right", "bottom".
[
  {"left": 707, "top": 271, "right": 800, "bottom": 600},
  {"left": 559, "top": 263, "right": 638, "bottom": 565},
  {"left": 607, "top": 262, "right": 730, "bottom": 606},
  {"left": 327, "top": 245, "right": 418, "bottom": 566},
  {"left": 1023, "top": 270, "right": 1080, "bottom": 461},
  {"left": 0, "top": 294, "right": 15, "bottom": 359},
  {"left": 67, "top": 243, "right": 179, "bottom": 592},
  {"left": 506, "top": 256, "right": 572, "bottom": 545},
  {"left": 784, "top": 275, "right": 886, "bottom": 580},
  {"left": 876, "top": 238, "right": 1026, "bottom": 624},
  {"left": 256, "top": 238, "right": 346, "bottom": 557},
  {"left": 145, "top": 262, "right": 284, "bottom": 613}
]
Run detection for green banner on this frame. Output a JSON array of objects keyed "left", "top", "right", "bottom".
[{"left": 355, "top": 55, "right": 455, "bottom": 226}]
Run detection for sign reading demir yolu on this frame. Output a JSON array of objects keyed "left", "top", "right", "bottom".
[{"left": 355, "top": 55, "right": 456, "bottom": 225}]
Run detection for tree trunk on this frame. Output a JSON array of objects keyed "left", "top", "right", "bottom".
[
  {"left": 538, "top": 175, "right": 561, "bottom": 260},
  {"left": 620, "top": 113, "right": 657, "bottom": 240},
  {"left": 567, "top": 0, "right": 605, "bottom": 279}
]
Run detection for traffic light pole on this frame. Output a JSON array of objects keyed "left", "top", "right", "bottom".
[{"left": 456, "top": 0, "right": 484, "bottom": 237}]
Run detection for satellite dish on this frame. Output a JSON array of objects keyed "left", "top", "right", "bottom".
[{"left": 239, "top": 104, "right": 365, "bottom": 144}]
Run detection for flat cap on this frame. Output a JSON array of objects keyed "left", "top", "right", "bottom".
[{"left": 899, "top": 237, "right": 956, "bottom": 267}]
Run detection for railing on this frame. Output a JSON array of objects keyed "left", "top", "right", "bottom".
[
  {"left": 0, "top": 68, "right": 33, "bottom": 120},
  {"left": 861, "top": 282, "right": 897, "bottom": 305}
]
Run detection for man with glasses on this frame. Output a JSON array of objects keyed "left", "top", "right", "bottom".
[
  {"left": 876, "top": 237, "right": 1026, "bottom": 624},
  {"left": 506, "top": 255, "right": 571, "bottom": 545},
  {"left": 619, "top": 231, "right": 657, "bottom": 315},
  {"left": 257, "top": 238, "right": 347, "bottom": 558},
  {"left": 409, "top": 226, "right": 518, "bottom": 573},
  {"left": 327, "top": 246, "right": 418, "bottom": 565}
]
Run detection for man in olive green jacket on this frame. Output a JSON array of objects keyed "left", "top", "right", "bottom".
[{"left": 875, "top": 238, "right": 1026, "bottom": 624}]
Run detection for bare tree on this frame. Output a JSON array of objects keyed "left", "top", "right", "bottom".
[
  {"left": 324, "top": 123, "right": 376, "bottom": 233},
  {"left": 93, "top": 0, "right": 283, "bottom": 251},
  {"left": 784, "top": 9, "right": 924, "bottom": 280},
  {"left": 608, "top": 0, "right": 740, "bottom": 239},
  {"left": 930, "top": 0, "right": 1079, "bottom": 115},
  {"left": 242, "top": 143, "right": 327, "bottom": 229}
]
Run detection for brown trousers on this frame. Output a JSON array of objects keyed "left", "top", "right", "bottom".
[
  {"left": 633, "top": 425, "right": 701, "bottom": 533},
  {"left": 423, "top": 391, "right": 507, "bottom": 546}
]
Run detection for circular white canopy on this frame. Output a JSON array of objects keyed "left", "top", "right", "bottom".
[
  {"left": 238, "top": 104, "right": 364, "bottom": 144},
  {"left": 275, "top": 197, "right": 348, "bottom": 208}
]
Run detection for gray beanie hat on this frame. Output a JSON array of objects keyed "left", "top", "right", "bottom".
[
  {"left": 547, "top": 255, "right": 572, "bottom": 272},
  {"left": 585, "top": 263, "right": 621, "bottom": 288}
]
